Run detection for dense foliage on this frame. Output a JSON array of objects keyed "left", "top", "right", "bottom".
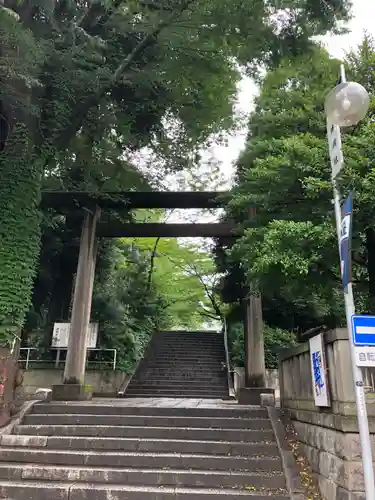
[
  {"left": 222, "top": 37, "right": 375, "bottom": 336},
  {"left": 26, "top": 232, "right": 224, "bottom": 371},
  {"left": 0, "top": 0, "right": 351, "bottom": 345}
]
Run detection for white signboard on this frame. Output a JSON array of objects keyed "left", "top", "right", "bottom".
[
  {"left": 327, "top": 121, "right": 344, "bottom": 180},
  {"left": 309, "top": 333, "right": 330, "bottom": 407},
  {"left": 355, "top": 346, "right": 375, "bottom": 367},
  {"left": 52, "top": 322, "right": 98, "bottom": 349}
]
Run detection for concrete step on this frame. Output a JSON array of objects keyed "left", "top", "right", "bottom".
[
  {"left": 124, "top": 388, "right": 229, "bottom": 396},
  {"left": 0, "top": 481, "right": 290, "bottom": 499},
  {"left": 123, "top": 392, "right": 229, "bottom": 399},
  {"left": 153, "top": 333, "right": 222, "bottom": 338},
  {"left": 152, "top": 340, "right": 223, "bottom": 345},
  {"left": 141, "top": 364, "right": 224, "bottom": 369},
  {"left": 126, "top": 383, "right": 228, "bottom": 390},
  {"left": 154, "top": 336, "right": 222, "bottom": 340},
  {"left": 140, "top": 357, "right": 224, "bottom": 362},
  {"left": 1, "top": 435, "right": 279, "bottom": 456},
  {"left": 136, "top": 363, "right": 224, "bottom": 369},
  {"left": 152, "top": 339, "right": 223, "bottom": 343},
  {"left": 154, "top": 331, "right": 222, "bottom": 336},
  {"left": 145, "top": 353, "right": 224, "bottom": 358},
  {"left": 0, "top": 464, "right": 286, "bottom": 489},
  {"left": 14, "top": 425, "right": 274, "bottom": 442},
  {"left": 150, "top": 347, "right": 223, "bottom": 350},
  {"left": 128, "top": 377, "right": 227, "bottom": 383},
  {"left": 151, "top": 349, "right": 224, "bottom": 354},
  {"left": 124, "top": 386, "right": 228, "bottom": 393},
  {"left": 141, "top": 359, "right": 225, "bottom": 364},
  {"left": 0, "top": 448, "right": 282, "bottom": 471},
  {"left": 125, "top": 390, "right": 228, "bottom": 396},
  {"left": 129, "top": 382, "right": 227, "bottom": 388},
  {"left": 132, "top": 377, "right": 228, "bottom": 383},
  {"left": 22, "top": 414, "right": 269, "bottom": 429},
  {"left": 130, "top": 383, "right": 227, "bottom": 389},
  {"left": 146, "top": 347, "right": 224, "bottom": 351},
  {"left": 123, "top": 394, "right": 230, "bottom": 399},
  {"left": 123, "top": 394, "right": 229, "bottom": 400},
  {"left": 139, "top": 361, "right": 225, "bottom": 366},
  {"left": 135, "top": 367, "right": 226, "bottom": 373},
  {"left": 137, "top": 367, "right": 225, "bottom": 371},
  {"left": 150, "top": 343, "right": 223, "bottom": 346},
  {"left": 31, "top": 404, "right": 268, "bottom": 418},
  {"left": 132, "top": 373, "right": 225, "bottom": 379},
  {"left": 147, "top": 356, "right": 223, "bottom": 361},
  {"left": 130, "top": 376, "right": 226, "bottom": 382}
]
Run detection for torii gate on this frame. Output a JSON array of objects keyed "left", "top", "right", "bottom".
[{"left": 41, "top": 191, "right": 266, "bottom": 403}]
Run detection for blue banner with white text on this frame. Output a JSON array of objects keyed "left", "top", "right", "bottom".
[{"left": 339, "top": 192, "right": 353, "bottom": 289}]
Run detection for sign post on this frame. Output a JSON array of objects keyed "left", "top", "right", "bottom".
[{"left": 325, "top": 64, "right": 375, "bottom": 498}]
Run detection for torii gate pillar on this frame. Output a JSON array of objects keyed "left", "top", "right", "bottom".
[
  {"left": 238, "top": 294, "right": 273, "bottom": 405},
  {"left": 52, "top": 207, "right": 100, "bottom": 401}
]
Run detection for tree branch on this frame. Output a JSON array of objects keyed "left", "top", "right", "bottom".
[
  {"left": 56, "top": 0, "right": 197, "bottom": 149},
  {"left": 112, "top": 0, "right": 196, "bottom": 82},
  {"left": 186, "top": 260, "right": 222, "bottom": 318},
  {"left": 199, "top": 310, "right": 220, "bottom": 320},
  {"left": 79, "top": 0, "right": 124, "bottom": 33}
]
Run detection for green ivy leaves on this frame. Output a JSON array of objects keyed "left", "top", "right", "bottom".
[{"left": 0, "top": 128, "right": 42, "bottom": 345}]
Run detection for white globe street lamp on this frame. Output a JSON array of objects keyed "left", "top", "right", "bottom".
[
  {"left": 325, "top": 65, "right": 375, "bottom": 500},
  {"left": 325, "top": 81, "right": 370, "bottom": 127}
]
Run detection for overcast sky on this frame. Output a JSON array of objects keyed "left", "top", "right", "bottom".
[{"left": 214, "top": 0, "right": 375, "bottom": 187}]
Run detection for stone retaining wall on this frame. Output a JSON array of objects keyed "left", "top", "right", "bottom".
[
  {"left": 23, "top": 369, "right": 130, "bottom": 397},
  {"left": 279, "top": 328, "right": 375, "bottom": 500}
]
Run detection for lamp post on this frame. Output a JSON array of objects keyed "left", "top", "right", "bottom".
[{"left": 325, "top": 64, "right": 375, "bottom": 499}]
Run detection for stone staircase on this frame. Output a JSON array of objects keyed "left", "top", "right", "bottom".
[
  {"left": 124, "top": 330, "right": 229, "bottom": 399},
  {"left": 0, "top": 401, "right": 290, "bottom": 499}
]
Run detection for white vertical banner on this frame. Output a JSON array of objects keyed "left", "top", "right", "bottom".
[
  {"left": 327, "top": 120, "right": 344, "bottom": 180},
  {"left": 309, "top": 333, "right": 330, "bottom": 407}
]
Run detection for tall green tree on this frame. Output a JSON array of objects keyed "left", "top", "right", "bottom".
[
  {"left": 122, "top": 236, "right": 223, "bottom": 327},
  {"left": 0, "top": 0, "right": 351, "bottom": 343},
  {"left": 227, "top": 38, "right": 375, "bottom": 331}
]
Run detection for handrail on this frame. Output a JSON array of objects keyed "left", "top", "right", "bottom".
[
  {"left": 223, "top": 318, "right": 234, "bottom": 397},
  {"left": 19, "top": 347, "right": 117, "bottom": 371}
]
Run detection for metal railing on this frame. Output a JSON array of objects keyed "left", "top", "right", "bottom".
[
  {"left": 223, "top": 318, "right": 234, "bottom": 397},
  {"left": 19, "top": 347, "right": 117, "bottom": 371}
]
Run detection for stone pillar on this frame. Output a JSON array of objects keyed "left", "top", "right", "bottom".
[
  {"left": 239, "top": 295, "right": 272, "bottom": 405},
  {"left": 78, "top": 238, "right": 98, "bottom": 378},
  {"left": 244, "top": 298, "right": 251, "bottom": 385},
  {"left": 244, "top": 295, "right": 266, "bottom": 387},
  {"left": 52, "top": 207, "right": 100, "bottom": 401}
]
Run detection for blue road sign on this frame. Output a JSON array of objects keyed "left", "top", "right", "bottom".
[{"left": 352, "top": 315, "right": 375, "bottom": 346}]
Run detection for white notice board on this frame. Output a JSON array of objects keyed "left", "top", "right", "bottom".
[
  {"left": 52, "top": 322, "right": 98, "bottom": 349},
  {"left": 309, "top": 333, "right": 330, "bottom": 407}
]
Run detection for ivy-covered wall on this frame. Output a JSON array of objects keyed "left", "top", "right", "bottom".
[{"left": 0, "top": 129, "right": 42, "bottom": 346}]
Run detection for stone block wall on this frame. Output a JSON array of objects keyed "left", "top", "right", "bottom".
[
  {"left": 233, "top": 367, "right": 279, "bottom": 398},
  {"left": 279, "top": 328, "right": 375, "bottom": 500},
  {"left": 22, "top": 369, "right": 130, "bottom": 397}
]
